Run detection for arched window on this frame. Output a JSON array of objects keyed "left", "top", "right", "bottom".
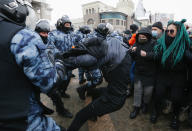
[
  {"left": 86, "top": 9, "right": 88, "bottom": 15},
  {"left": 87, "top": 18, "right": 94, "bottom": 25}
]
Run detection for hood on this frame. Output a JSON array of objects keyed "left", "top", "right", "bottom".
[
  {"left": 84, "top": 37, "right": 108, "bottom": 58},
  {"left": 136, "top": 27, "right": 152, "bottom": 42}
]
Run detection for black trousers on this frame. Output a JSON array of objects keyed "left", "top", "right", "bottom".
[
  {"left": 59, "top": 73, "right": 71, "bottom": 94},
  {"left": 153, "top": 73, "right": 186, "bottom": 115},
  {"left": 155, "top": 78, "right": 185, "bottom": 104},
  {"left": 67, "top": 87, "right": 126, "bottom": 131},
  {"left": 67, "top": 53, "right": 131, "bottom": 131}
]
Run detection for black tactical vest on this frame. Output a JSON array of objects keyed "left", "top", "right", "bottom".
[{"left": 0, "top": 19, "right": 33, "bottom": 130}]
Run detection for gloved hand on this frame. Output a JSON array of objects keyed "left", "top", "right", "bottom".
[{"left": 62, "top": 44, "right": 88, "bottom": 59}]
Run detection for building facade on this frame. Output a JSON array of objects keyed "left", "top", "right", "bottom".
[
  {"left": 28, "top": 0, "right": 52, "bottom": 20},
  {"left": 82, "top": 1, "right": 115, "bottom": 29},
  {"left": 100, "top": 12, "right": 128, "bottom": 32},
  {"left": 71, "top": 18, "right": 84, "bottom": 31},
  {"left": 116, "top": 0, "right": 134, "bottom": 16},
  {"left": 82, "top": 0, "right": 135, "bottom": 32}
]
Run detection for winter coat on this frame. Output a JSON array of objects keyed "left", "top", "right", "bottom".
[{"left": 130, "top": 27, "right": 157, "bottom": 86}]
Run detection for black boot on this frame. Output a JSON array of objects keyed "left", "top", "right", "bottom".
[
  {"left": 130, "top": 107, "right": 140, "bottom": 119},
  {"left": 76, "top": 85, "right": 87, "bottom": 100},
  {"left": 56, "top": 106, "right": 73, "bottom": 118},
  {"left": 150, "top": 105, "right": 159, "bottom": 124},
  {"left": 48, "top": 91, "right": 73, "bottom": 118},
  {"left": 170, "top": 115, "right": 179, "bottom": 130},
  {"left": 170, "top": 105, "right": 180, "bottom": 130},
  {"left": 142, "top": 103, "right": 148, "bottom": 114}
]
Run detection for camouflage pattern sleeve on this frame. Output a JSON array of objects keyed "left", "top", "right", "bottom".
[
  {"left": 47, "top": 30, "right": 56, "bottom": 48},
  {"left": 47, "top": 30, "right": 76, "bottom": 53},
  {"left": 10, "top": 29, "right": 60, "bottom": 93},
  {"left": 73, "top": 31, "right": 83, "bottom": 45}
]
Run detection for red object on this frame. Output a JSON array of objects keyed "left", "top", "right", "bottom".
[{"left": 129, "top": 33, "right": 137, "bottom": 46}]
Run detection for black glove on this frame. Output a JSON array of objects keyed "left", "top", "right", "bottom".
[
  {"left": 47, "top": 89, "right": 63, "bottom": 107},
  {"left": 62, "top": 44, "right": 88, "bottom": 59}
]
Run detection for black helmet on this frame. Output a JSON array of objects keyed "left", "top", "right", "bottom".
[
  {"left": 0, "top": 0, "right": 29, "bottom": 25},
  {"left": 56, "top": 15, "right": 72, "bottom": 32},
  {"left": 95, "top": 23, "right": 113, "bottom": 37},
  {"left": 35, "top": 19, "right": 51, "bottom": 33},
  {"left": 79, "top": 25, "right": 91, "bottom": 34}
]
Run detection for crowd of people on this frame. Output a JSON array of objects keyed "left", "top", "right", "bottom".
[{"left": 0, "top": 0, "right": 192, "bottom": 131}]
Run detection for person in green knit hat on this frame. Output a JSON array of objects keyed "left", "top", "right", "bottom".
[{"left": 150, "top": 19, "right": 192, "bottom": 130}]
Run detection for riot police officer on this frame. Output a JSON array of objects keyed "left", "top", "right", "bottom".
[
  {"left": 35, "top": 19, "right": 50, "bottom": 44},
  {"left": 0, "top": 0, "right": 66, "bottom": 130},
  {"left": 75, "top": 25, "right": 92, "bottom": 84},
  {"left": 48, "top": 15, "right": 77, "bottom": 98},
  {"left": 35, "top": 19, "right": 73, "bottom": 118}
]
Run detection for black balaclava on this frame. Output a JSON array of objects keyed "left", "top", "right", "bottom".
[
  {"left": 40, "top": 35, "right": 48, "bottom": 44},
  {"left": 165, "top": 33, "right": 175, "bottom": 47}
]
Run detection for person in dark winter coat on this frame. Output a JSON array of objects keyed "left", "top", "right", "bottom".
[
  {"left": 151, "top": 19, "right": 192, "bottom": 130},
  {"left": 185, "top": 41, "right": 192, "bottom": 127},
  {"left": 129, "top": 27, "right": 157, "bottom": 119},
  {"left": 62, "top": 23, "right": 132, "bottom": 131}
]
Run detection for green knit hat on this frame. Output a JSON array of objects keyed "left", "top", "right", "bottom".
[{"left": 154, "top": 19, "right": 191, "bottom": 67}]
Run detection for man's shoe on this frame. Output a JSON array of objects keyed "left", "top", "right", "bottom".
[
  {"left": 170, "top": 115, "right": 179, "bottom": 130},
  {"left": 130, "top": 107, "right": 140, "bottom": 119},
  {"left": 57, "top": 108, "right": 73, "bottom": 118}
]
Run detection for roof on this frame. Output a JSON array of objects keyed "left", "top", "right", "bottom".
[{"left": 100, "top": 11, "right": 128, "bottom": 17}]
